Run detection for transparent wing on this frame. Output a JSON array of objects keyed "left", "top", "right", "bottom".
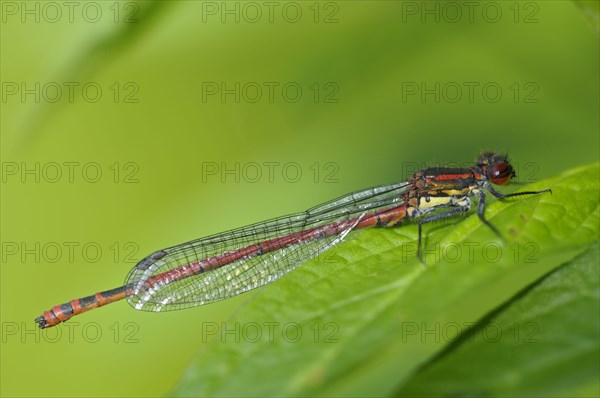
[{"left": 126, "top": 181, "right": 410, "bottom": 312}]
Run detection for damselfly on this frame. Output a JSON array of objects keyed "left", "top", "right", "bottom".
[{"left": 35, "top": 152, "right": 550, "bottom": 328}]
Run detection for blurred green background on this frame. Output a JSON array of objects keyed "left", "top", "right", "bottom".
[{"left": 1, "top": 1, "right": 598, "bottom": 397}]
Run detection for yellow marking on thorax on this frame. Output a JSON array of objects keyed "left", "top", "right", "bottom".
[
  {"left": 441, "top": 188, "right": 469, "bottom": 196},
  {"left": 418, "top": 196, "right": 453, "bottom": 210}
]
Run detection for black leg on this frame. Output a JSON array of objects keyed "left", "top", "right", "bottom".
[
  {"left": 476, "top": 190, "right": 501, "bottom": 239},
  {"left": 417, "top": 205, "right": 470, "bottom": 263},
  {"left": 482, "top": 185, "right": 551, "bottom": 239},
  {"left": 487, "top": 184, "right": 551, "bottom": 199}
]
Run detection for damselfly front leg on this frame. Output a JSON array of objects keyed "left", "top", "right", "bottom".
[{"left": 485, "top": 183, "right": 552, "bottom": 200}]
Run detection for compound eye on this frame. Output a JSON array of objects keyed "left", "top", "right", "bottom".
[{"left": 489, "top": 162, "right": 514, "bottom": 185}]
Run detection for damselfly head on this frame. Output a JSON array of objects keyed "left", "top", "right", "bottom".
[{"left": 477, "top": 152, "right": 516, "bottom": 185}]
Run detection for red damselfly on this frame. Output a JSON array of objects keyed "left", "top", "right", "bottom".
[{"left": 35, "top": 152, "right": 550, "bottom": 328}]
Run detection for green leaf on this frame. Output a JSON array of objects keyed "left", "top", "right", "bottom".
[
  {"left": 171, "top": 163, "right": 599, "bottom": 397},
  {"left": 573, "top": 0, "right": 600, "bottom": 31},
  {"left": 395, "top": 242, "right": 600, "bottom": 398}
]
